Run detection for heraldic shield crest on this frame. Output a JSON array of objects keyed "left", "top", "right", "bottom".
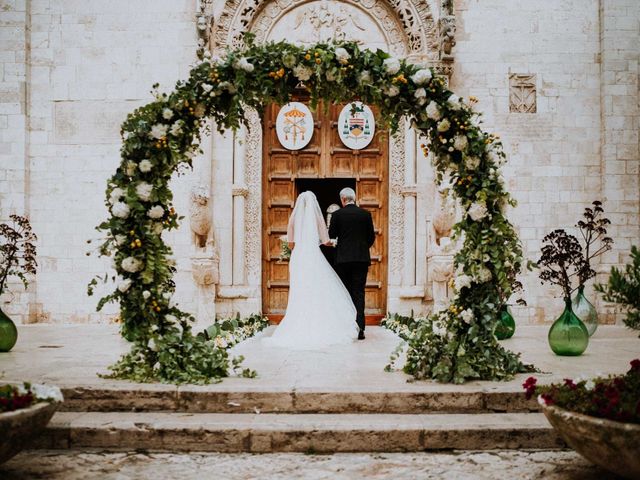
[
  {"left": 338, "top": 101, "right": 375, "bottom": 150},
  {"left": 276, "top": 102, "right": 313, "bottom": 150}
]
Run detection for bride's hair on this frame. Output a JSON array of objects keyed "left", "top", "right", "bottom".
[{"left": 339, "top": 187, "right": 356, "bottom": 203}]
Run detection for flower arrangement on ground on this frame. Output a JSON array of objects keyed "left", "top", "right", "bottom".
[
  {"left": 201, "top": 313, "right": 270, "bottom": 350},
  {"left": 0, "top": 383, "right": 63, "bottom": 413}
]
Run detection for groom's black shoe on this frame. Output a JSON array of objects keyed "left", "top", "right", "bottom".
[{"left": 358, "top": 329, "right": 365, "bottom": 340}]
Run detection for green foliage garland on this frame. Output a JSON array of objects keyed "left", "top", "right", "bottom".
[{"left": 91, "top": 36, "right": 532, "bottom": 384}]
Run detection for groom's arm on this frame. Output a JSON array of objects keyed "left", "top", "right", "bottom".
[
  {"left": 328, "top": 211, "right": 339, "bottom": 240},
  {"left": 366, "top": 211, "right": 375, "bottom": 248}
]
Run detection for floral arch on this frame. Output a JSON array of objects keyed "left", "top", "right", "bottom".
[{"left": 91, "top": 38, "right": 531, "bottom": 384}]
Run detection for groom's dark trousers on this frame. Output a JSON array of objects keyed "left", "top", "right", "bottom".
[{"left": 328, "top": 203, "right": 376, "bottom": 332}]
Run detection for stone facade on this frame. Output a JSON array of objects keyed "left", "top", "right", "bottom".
[{"left": 0, "top": 0, "right": 638, "bottom": 325}]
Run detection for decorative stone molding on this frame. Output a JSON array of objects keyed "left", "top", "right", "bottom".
[
  {"left": 438, "top": 15, "right": 456, "bottom": 60},
  {"left": 243, "top": 109, "right": 263, "bottom": 283},
  {"left": 191, "top": 250, "right": 220, "bottom": 287},
  {"left": 509, "top": 73, "right": 537, "bottom": 113},
  {"left": 195, "top": 0, "right": 215, "bottom": 60},
  {"left": 389, "top": 123, "right": 406, "bottom": 277},
  {"left": 400, "top": 184, "right": 418, "bottom": 197},
  {"left": 232, "top": 185, "right": 249, "bottom": 197},
  {"left": 211, "top": 0, "right": 441, "bottom": 60}
]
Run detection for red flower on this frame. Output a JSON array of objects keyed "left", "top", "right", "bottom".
[
  {"left": 522, "top": 376, "right": 538, "bottom": 400},
  {"left": 630, "top": 359, "right": 640, "bottom": 371},
  {"left": 563, "top": 378, "right": 577, "bottom": 390}
]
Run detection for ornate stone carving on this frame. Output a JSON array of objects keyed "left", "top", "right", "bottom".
[
  {"left": 431, "top": 188, "right": 456, "bottom": 240},
  {"left": 509, "top": 74, "right": 537, "bottom": 113},
  {"left": 212, "top": 0, "right": 440, "bottom": 60},
  {"left": 189, "top": 184, "right": 212, "bottom": 248},
  {"left": 438, "top": 14, "right": 456, "bottom": 60},
  {"left": 195, "top": 0, "right": 215, "bottom": 60},
  {"left": 389, "top": 122, "right": 406, "bottom": 277},
  {"left": 427, "top": 188, "right": 457, "bottom": 310},
  {"left": 243, "top": 109, "right": 263, "bottom": 283},
  {"left": 191, "top": 251, "right": 220, "bottom": 286}
]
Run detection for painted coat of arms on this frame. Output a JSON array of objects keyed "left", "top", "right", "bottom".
[
  {"left": 338, "top": 102, "right": 375, "bottom": 150},
  {"left": 276, "top": 102, "right": 313, "bottom": 150}
]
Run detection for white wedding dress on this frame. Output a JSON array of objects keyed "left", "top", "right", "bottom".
[{"left": 263, "top": 191, "right": 359, "bottom": 349}]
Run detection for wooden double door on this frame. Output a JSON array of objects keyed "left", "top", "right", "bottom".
[{"left": 262, "top": 102, "right": 388, "bottom": 323}]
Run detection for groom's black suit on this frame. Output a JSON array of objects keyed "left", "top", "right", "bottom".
[{"left": 328, "top": 203, "right": 376, "bottom": 332}]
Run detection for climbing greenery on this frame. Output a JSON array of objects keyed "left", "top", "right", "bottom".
[{"left": 90, "top": 35, "right": 532, "bottom": 384}]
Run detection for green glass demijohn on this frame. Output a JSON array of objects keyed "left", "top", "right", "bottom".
[
  {"left": 0, "top": 307, "right": 18, "bottom": 352},
  {"left": 495, "top": 305, "right": 516, "bottom": 340},
  {"left": 548, "top": 298, "right": 589, "bottom": 356},
  {"left": 571, "top": 285, "right": 598, "bottom": 336}
]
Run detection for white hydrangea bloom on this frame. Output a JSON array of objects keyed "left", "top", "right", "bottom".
[
  {"left": 136, "top": 182, "right": 153, "bottom": 202},
  {"left": 147, "top": 205, "right": 165, "bottom": 219},
  {"left": 453, "top": 135, "right": 469, "bottom": 151},
  {"left": 162, "top": 108, "right": 173, "bottom": 120},
  {"left": 468, "top": 201, "right": 488, "bottom": 221},
  {"left": 437, "top": 118, "right": 451, "bottom": 132},
  {"left": 410, "top": 68, "right": 432, "bottom": 85},
  {"left": 112, "top": 202, "right": 130, "bottom": 219},
  {"left": 121, "top": 256, "right": 143, "bottom": 273},
  {"left": 454, "top": 274, "right": 473, "bottom": 290},
  {"left": 293, "top": 64, "right": 313, "bottom": 81},
  {"left": 426, "top": 101, "right": 442, "bottom": 121},
  {"left": 334, "top": 47, "right": 350, "bottom": 64},
  {"left": 383, "top": 57, "right": 401, "bottom": 75},
  {"left": 460, "top": 308, "right": 475, "bottom": 324},
  {"left": 117, "top": 278, "right": 132, "bottom": 293},
  {"left": 432, "top": 321, "right": 447, "bottom": 337},
  {"left": 149, "top": 124, "right": 169, "bottom": 140},
  {"left": 138, "top": 160, "right": 152, "bottom": 173},
  {"left": 109, "top": 187, "right": 125, "bottom": 205},
  {"left": 465, "top": 156, "right": 480, "bottom": 170}
]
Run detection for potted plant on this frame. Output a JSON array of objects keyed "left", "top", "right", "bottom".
[
  {"left": 523, "top": 359, "right": 640, "bottom": 480},
  {"left": 573, "top": 201, "right": 613, "bottom": 336},
  {"left": 537, "top": 229, "right": 589, "bottom": 355},
  {"left": 0, "top": 215, "right": 37, "bottom": 352},
  {"left": 595, "top": 245, "right": 640, "bottom": 337},
  {"left": 0, "top": 383, "right": 64, "bottom": 464}
]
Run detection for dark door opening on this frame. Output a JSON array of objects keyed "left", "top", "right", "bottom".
[{"left": 296, "top": 178, "right": 356, "bottom": 219}]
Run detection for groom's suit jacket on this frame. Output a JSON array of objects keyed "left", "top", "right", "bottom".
[{"left": 328, "top": 203, "right": 376, "bottom": 265}]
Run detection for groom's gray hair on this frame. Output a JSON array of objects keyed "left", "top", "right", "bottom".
[{"left": 340, "top": 187, "right": 356, "bottom": 204}]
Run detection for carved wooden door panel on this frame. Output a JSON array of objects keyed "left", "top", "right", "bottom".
[{"left": 262, "top": 102, "right": 388, "bottom": 321}]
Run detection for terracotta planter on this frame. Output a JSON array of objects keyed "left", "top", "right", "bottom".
[
  {"left": 542, "top": 404, "right": 640, "bottom": 480},
  {"left": 0, "top": 402, "right": 58, "bottom": 464}
]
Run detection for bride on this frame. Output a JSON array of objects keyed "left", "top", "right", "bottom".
[{"left": 263, "top": 191, "right": 359, "bottom": 349}]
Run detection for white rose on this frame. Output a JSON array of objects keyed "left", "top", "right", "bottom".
[
  {"left": 383, "top": 57, "right": 401, "bottom": 75},
  {"left": 359, "top": 70, "right": 372, "bottom": 84},
  {"left": 165, "top": 314, "right": 178, "bottom": 324},
  {"left": 437, "top": 119, "right": 450, "bottom": 132},
  {"left": 152, "top": 222, "right": 164, "bottom": 235},
  {"left": 147, "top": 205, "right": 165, "bottom": 219},
  {"left": 460, "top": 308, "right": 475, "bottom": 324},
  {"left": 170, "top": 121, "right": 183, "bottom": 136},
  {"left": 112, "top": 202, "right": 130, "bottom": 219},
  {"left": 410, "top": 68, "right": 432, "bottom": 85},
  {"left": 386, "top": 85, "right": 400, "bottom": 97},
  {"left": 162, "top": 108, "right": 173, "bottom": 120},
  {"left": 465, "top": 156, "right": 480, "bottom": 170},
  {"left": 334, "top": 47, "right": 350, "bottom": 64},
  {"left": 454, "top": 274, "right": 472, "bottom": 290},
  {"left": 148, "top": 338, "right": 157, "bottom": 351},
  {"left": 149, "top": 123, "right": 169, "bottom": 140},
  {"left": 117, "top": 278, "right": 132, "bottom": 293},
  {"left": 453, "top": 135, "right": 468, "bottom": 151},
  {"left": 138, "top": 160, "right": 152, "bottom": 173},
  {"left": 121, "top": 257, "right": 143, "bottom": 273},
  {"left": 426, "top": 101, "right": 442, "bottom": 121},
  {"left": 448, "top": 94, "right": 462, "bottom": 111},
  {"left": 432, "top": 321, "right": 447, "bottom": 337},
  {"left": 468, "top": 201, "right": 488, "bottom": 221},
  {"left": 202, "top": 83, "right": 213, "bottom": 93},
  {"left": 234, "top": 57, "right": 254, "bottom": 72},
  {"left": 142, "top": 290, "right": 151, "bottom": 299},
  {"left": 414, "top": 88, "right": 427, "bottom": 105},
  {"left": 109, "top": 187, "right": 125, "bottom": 205},
  {"left": 136, "top": 182, "right": 153, "bottom": 202},
  {"left": 476, "top": 266, "right": 493, "bottom": 283},
  {"left": 293, "top": 64, "right": 313, "bottom": 81},
  {"left": 115, "top": 234, "right": 127, "bottom": 246}
]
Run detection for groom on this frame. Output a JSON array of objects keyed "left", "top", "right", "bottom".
[{"left": 328, "top": 187, "right": 375, "bottom": 340}]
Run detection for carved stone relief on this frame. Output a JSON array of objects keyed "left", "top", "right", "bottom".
[{"left": 509, "top": 74, "right": 537, "bottom": 113}]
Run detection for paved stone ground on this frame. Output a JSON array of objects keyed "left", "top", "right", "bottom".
[{"left": 1, "top": 450, "right": 612, "bottom": 480}]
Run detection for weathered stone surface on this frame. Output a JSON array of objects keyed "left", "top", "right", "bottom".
[
  {"left": 0, "top": 402, "right": 58, "bottom": 464},
  {"left": 2, "top": 449, "right": 619, "bottom": 479},
  {"left": 40, "top": 411, "right": 562, "bottom": 453}
]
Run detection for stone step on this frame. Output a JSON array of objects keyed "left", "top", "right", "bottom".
[
  {"left": 37, "top": 411, "right": 562, "bottom": 453},
  {"left": 58, "top": 386, "right": 537, "bottom": 414}
]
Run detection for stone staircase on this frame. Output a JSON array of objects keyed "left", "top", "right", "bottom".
[{"left": 35, "top": 386, "right": 563, "bottom": 453}]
